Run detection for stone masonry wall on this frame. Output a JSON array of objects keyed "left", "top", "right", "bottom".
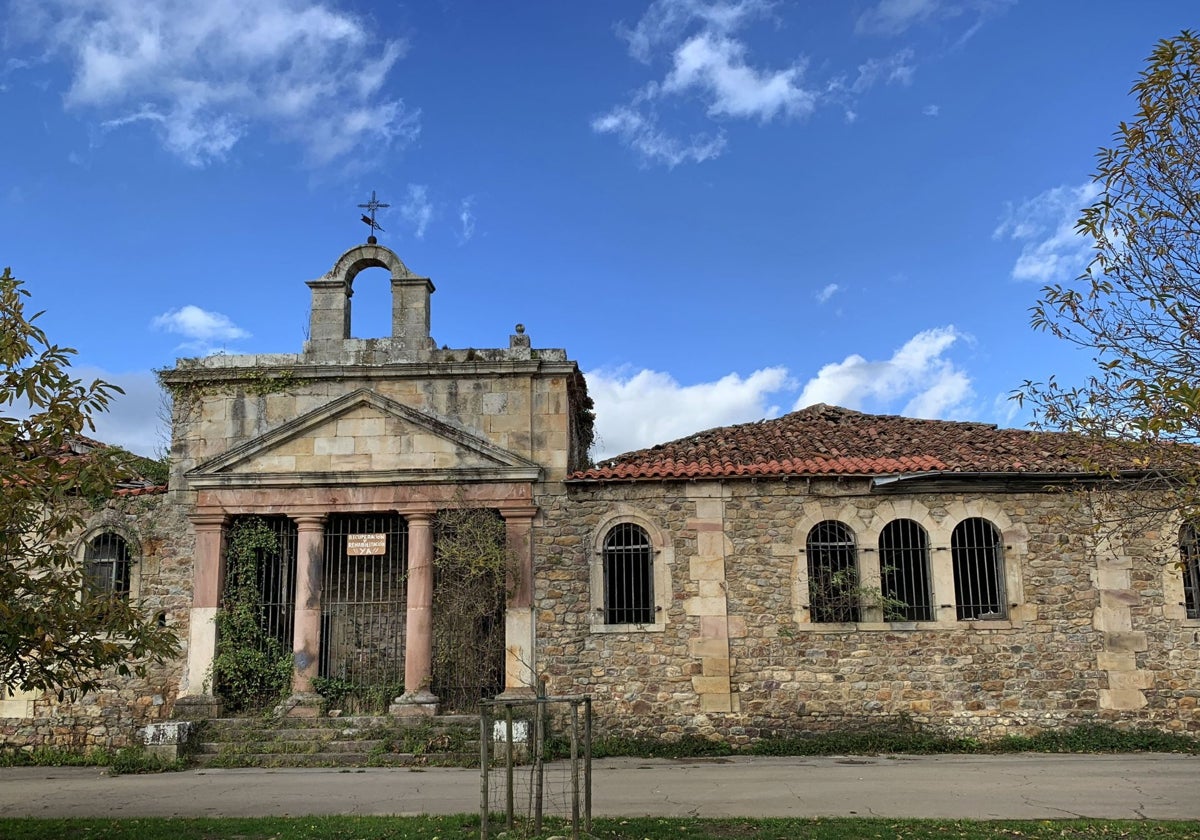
[
  {"left": 534, "top": 479, "right": 1200, "bottom": 744},
  {"left": 0, "top": 493, "right": 194, "bottom": 752}
]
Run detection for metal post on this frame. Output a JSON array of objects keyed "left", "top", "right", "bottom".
[
  {"left": 570, "top": 701, "right": 580, "bottom": 840},
  {"left": 534, "top": 682, "right": 545, "bottom": 833},
  {"left": 504, "top": 704, "right": 514, "bottom": 829},
  {"left": 479, "top": 704, "right": 489, "bottom": 840},
  {"left": 584, "top": 696, "right": 593, "bottom": 832}
]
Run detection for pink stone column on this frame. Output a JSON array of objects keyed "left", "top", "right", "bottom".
[
  {"left": 397, "top": 511, "right": 438, "bottom": 711},
  {"left": 292, "top": 515, "right": 326, "bottom": 696}
]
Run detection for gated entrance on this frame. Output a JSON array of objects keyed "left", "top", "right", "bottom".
[{"left": 319, "top": 513, "right": 408, "bottom": 711}]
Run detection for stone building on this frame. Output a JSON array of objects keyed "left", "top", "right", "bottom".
[
  {"left": 553, "top": 406, "right": 1200, "bottom": 739},
  {"left": 3, "top": 240, "right": 1199, "bottom": 750}
]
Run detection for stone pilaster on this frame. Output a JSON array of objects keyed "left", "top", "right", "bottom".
[
  {"left": 499, "top": 508, "right": 539, "bottom": 699},
  {"left": 683, "top": 487, "right": 739, "bottom": 714},
  {"left": 183, "top": 513, "right": 227, "bottom": 698},
  {"left": 1094, "top": 542, "right": 1151, "bottom": 710}
]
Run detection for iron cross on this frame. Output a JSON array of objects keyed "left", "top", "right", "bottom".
[{"left": 358, "top": 190, "right": 389, "bottom": 235}]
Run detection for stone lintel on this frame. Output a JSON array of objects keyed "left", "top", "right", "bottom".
[
  {"left": 1096, "top": 651, "right": 1136, "bottom": 671},
  {"left": 700, "top": 693, "right": 733, "bottom": 713},
  {"left": 691, "top": 676, "right": 731, "bottom": 694},
  {"left": 1107, "top": 670, "right": 1155, "bottom": 690},
  {"left": 683, "top": 596, "right": 727, "bottom": 616},
  {"left": 1104, "top": 631, "right": 1148, "bottom": 652},
  {"left": 690, "top": 557, "right": 725, "bottom": 580},
  {"left": 1099, "top": 688, "right": 1148, "bottom": 710},
  {"left": 689, "top": 638, "right": 730, "bottom": 658}
]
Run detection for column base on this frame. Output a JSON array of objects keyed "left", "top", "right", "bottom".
[
  {"left": 390, "top": 689, "right": 439, "bottom": 717},
  {"left": 495, "top": 686, "right": 537, "bottom": 701},
  {"left": 171, "top": 695, "right": 223, "bottom": 720},
  {"left": 276, "top": 692, "right": 324, "bottom": 719}
]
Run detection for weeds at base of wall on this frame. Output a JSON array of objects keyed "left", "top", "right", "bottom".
[
  {"left": 557, "top": 724, "right": 1200, "bottom": 760},
  {"left": 0, "top": 745, "right": 186, "bottom": 774}
]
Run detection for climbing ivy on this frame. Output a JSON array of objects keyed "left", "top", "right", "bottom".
[{"left": 211, "top": 518, "right": 294, "bottom": 713}]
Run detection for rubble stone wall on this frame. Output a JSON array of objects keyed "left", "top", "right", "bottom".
[{"left": 534, "top": 479, "right": 1200, "bottom": 743}]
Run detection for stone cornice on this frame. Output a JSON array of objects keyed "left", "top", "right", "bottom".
[
  {"left": 160, "top": 358, "right": 577, "bottom": 382},
  {"left": 187, "top": 466, "right": 543, "bottom": 490}
]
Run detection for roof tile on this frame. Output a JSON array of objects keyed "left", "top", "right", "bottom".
[{"left": 570, "top": 404, "right": 1180, "bottom": 482}]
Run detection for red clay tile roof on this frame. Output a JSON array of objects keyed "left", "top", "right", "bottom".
[{"left": 570, "top": 404, "right": 1169, "bottom": 482}]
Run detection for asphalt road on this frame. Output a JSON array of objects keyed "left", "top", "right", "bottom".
[{"left": 1, "top": 753, "right": 1198, "bottom": 821}]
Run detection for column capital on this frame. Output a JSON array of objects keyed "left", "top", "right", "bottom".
[
  {"left": 189, "top": 512, "right": 228, "bottom": 530},
  {"left": 402, "top": 509, "right": 436, "bottom": 525},
  {"left": 293, "top": 514, "right": 327, "bottom": 530},
  {"left": 498, "top": 506, "right": 539, "bottom": 522}
]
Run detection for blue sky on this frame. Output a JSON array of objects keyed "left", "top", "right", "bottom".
[{"left": 1, "top": 0, "right": 1194, "bottom": 459}]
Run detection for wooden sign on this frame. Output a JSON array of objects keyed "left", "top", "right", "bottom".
[{"left": 346, "top": 533, "right": 387, "bottom": 556}]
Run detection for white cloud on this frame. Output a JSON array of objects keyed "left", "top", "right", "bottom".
[
  {"left": 597, "top": 0, "right": 818, "bottom": 165},
  {"left": 599, "top": 1, "right": 928, "bottom": 165},
  {"left": 855, "top": 0, "right": 1012, "bottom": 39},
  {"left": 587, "top": 366, "right": 792, "bottom": 459},
  {"left": 152, "top": 304, "right": 249, "bottom": 354},
  {"left": 994, "top": 181, "right": 1102, "bottom": 282},
  {"left": 922, "top": 103, "right": 940, "bottom": 117},
  {"left": 11, "top": 0, "right": 418, "bottom": 167},
  {"left": 591, "top": 105, "right": 726, "bottom": 167},
  {"left": 400, "top": 184, "right": 433, "bottom": 239},
  {"left": 849, "top": 50, "right": 915, "bottom": 93},
  {"left": 662, "top": 33, "right": 817, "bottom": 121},
  {"left": 795, "top": 326, "right": 974, "bottom": 419},
  {"left": 458, "top": 196, "right": 476, "bottom": 243},
  {"left": 816, "top": 283, "right": 840, "bottom": 303}
]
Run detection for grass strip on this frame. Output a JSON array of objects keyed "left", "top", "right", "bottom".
[{"left": 1, "top": 816, "right": 1200, "bottom": 840}]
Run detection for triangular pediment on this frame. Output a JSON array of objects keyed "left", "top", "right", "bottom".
[{"left": 187, "top": 388, "right": 540, "bottom": 489}]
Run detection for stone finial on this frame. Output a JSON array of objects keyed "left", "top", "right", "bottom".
[{"left": 510, "top": 324, "right": 531, "bottom": 350}]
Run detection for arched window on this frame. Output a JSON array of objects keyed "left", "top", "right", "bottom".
[
  {"left": 807, "top": 521, "right": 859, "bottom": 623},
  {"left": 83, "top": 533, "right": 131, "bottom": 600},
  {"left": 1180, "top": 522, "right": 1200, "bottom": 620},
  {"left": 603, "top": 523, "right": 655, "bottom": 625},
  {"left": 951, "top": 518, "right": 1006, "bottom": 620},
  {"left": 879, "top": 519, "right": 933, "bottom": 621}
]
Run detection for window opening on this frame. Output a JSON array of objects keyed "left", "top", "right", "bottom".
[
  {"left": 603, "top": 523, "right": 654, "bottom": 624},
  {"left": 1180, "top": 521, "right": 1200, "bottom": 619},
  {"left": 807, "top": 520, "right": 860, "bottom": 622},
  {"left": 83, "top": 533, "right": 131, "bottom": 599},
  {"left": 951, "top": 517, "right": 1007, "bottom": 619},
  {"left": 879, "top": 518, "right": 934, "bottom": 621}
]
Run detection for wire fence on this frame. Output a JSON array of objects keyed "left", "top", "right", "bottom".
[{"left": 480, "top": 692, "right": 592, "bottom": 840}]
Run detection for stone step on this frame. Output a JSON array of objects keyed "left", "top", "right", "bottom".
[
  {"left": 190, "top": 714, "right": 483, "bottom": 768},
  {"left": 192, "top": 749, "right": 480, "bottom": 769},
  {"left": 197, "top": 739, "right": 388, "bottom": 755}
]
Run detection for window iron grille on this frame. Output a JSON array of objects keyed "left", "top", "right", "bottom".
[
  {"left": 1180, "top": 522, "right": 1200, "bottom": 620},
  {"left": 807, "top": 520, "right": 860, "bottom": 623},
  {"left": 602, "top": 522, "right": 655, "bottom": 625},
  {"left": 83, "top": 533, "right": 131, "bottom": 599},
  {"left": 879, "top": 518, "right": 934, "bottom": 621},
  {"left": 951, "top": 517, "right": 1007, "bottom": 620}
]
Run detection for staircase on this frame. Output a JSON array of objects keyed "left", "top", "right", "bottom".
[{"left": 191, "top": 714, "right": 480, "bottom": 768}]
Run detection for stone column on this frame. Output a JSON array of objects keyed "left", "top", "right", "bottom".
[
  {"left": 180, "top": 513, "right": 226, "bottom": 711},
  {"left": 290, "top": 515, "right": 326, "bottom": 707},
  {"left": 499, "top": 508, "right": 538, "bottom": 699},
  {"left": 395, "top": 511, "right": 438, "bottom": 714}
]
